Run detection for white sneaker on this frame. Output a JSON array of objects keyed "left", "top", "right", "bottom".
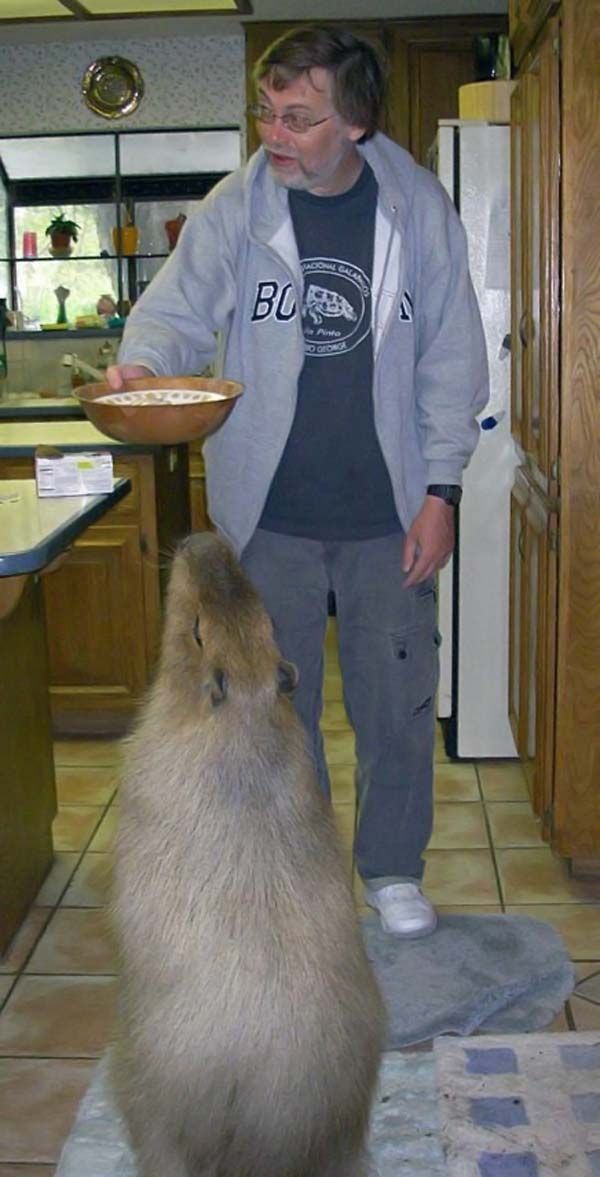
[{"left": 366, "top": 883, "right": 437, "bottom": 938}]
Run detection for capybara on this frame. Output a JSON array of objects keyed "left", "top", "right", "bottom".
[{"left": 110, "top": 531, "right": 385, "bottom": 1177}]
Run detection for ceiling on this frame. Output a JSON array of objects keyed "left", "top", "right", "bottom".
[
  {"left": 0, "top": 0, "right": 250, "bottom": 21},
  {"left": 0, "top": 0, "right": 507, "bottom": 43}
]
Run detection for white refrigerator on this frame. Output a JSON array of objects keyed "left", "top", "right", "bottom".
[{"left": 433, "top": 120, "right": 518, "bottom": 758}]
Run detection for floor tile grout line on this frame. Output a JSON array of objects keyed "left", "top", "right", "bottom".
[
  {"left": 474, "top": 762, "right": 507, "bottom": 912},
  {"left": 564, "top": 1001, "right": 577, "bottom": 1031},
  {"left": 17, "top": 972, "right": 119, "bottom": 979},
  {"left": 0, "top": 906, "right": 56, "bottom": 988},
  {"left": 0, "top": 1054, "right": 105, "bottom": 1064},
  {"left": 570, "top": 992, "right": 600, "bottom": 1009},
  {"left": 0, "top": 793, "right": 117, "bottom": 992},
  {"left": 55, "top": 783, "right": 119, "bottom": 811},
  {"left": 52, "top": 795, "right": 114, "bottom": 869}
]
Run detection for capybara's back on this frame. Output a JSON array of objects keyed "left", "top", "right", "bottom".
[{"left": 111, "top": 531, "right": 385, "bottom": 1177}]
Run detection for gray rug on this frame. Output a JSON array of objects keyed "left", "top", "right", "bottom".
[
  {"left": 55, "top": 1050, "right": 445, "bottom": 1176},
  {"left": 364, "top": 913, "right": 575, "bottom": 1049}
]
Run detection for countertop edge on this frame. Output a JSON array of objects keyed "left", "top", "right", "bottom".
[{"left": 0, "top": 477, "right": 131, "bottom": 577}]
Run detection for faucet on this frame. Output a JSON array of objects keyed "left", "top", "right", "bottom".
[{"left": 61, "top": 353, "right": 105, "bottom": 382}]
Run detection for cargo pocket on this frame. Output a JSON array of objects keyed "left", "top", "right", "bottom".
[{"left": 389, "top": 624, "right": 441, "bottom": 724}]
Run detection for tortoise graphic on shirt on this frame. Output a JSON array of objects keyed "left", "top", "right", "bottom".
[{"left": 303, "top": 283, "right": 358, "bottom": 327}]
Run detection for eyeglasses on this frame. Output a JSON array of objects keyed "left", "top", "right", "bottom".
[{"left": 247, "top": 103, "right": 334, "bottom": 135}]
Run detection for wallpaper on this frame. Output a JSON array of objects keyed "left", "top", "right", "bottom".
[{"left": 0, "top": 33, "right": 245, "bottom": 135}]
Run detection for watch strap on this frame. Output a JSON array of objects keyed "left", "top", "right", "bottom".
[{"left": 426, "top": 483, "right": 462, "bottom": 506}]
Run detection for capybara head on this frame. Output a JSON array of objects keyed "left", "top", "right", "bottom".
[{"left": 159, "top": 531, "right": 298, "bottom": 710}]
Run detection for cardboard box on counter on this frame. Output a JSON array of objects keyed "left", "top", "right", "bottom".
[{"left": 35, "top": 446, "right": 114, "bottom": 497}]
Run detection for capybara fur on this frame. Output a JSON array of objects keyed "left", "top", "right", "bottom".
[{"left": 111, "top": 531, "right": 385, "bottom": 1177}]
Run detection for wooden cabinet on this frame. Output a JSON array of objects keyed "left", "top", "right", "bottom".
[
  {"left": 509, "top": 0, "right": 600, "bottom": 869},
  {"left": 510, "top": 20, "right": 560, "bottom": 494},
  {"left": 188, "top": 440, "right": 211, "bottom": 533},
  {"left": 0, "top": 575, "right": 56, "bottom": 952},
  {"left": 245, "top": 15, "right": 507, "bottom": 164},
  {"left": 43, "top": 522, "right": 149, "bottom": 717},
  {"left": 0, "top": 447, "right": 190, "bottom": 734},
  {"left": 508, "top": 468, "right": 557, "bottom": 836},
  {"left": 509, "top": 0, "right": 558, "bottom": 67}
]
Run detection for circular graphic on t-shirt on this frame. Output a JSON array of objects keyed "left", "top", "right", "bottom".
[{"left": 300, "top": 257, "right": 371, "bottom": 357}]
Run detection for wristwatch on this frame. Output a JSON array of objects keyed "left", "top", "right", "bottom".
[{"left": 426, "top": 484, "right": 463, "bottom": 507}]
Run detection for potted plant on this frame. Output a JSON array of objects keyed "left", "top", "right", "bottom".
[{"left": 45, "top": 212, "right": 81, "bottom": 258}]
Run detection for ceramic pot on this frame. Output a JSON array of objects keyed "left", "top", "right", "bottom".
[{"left": 49, "top": 232, "right": 74, "bottom": 258}]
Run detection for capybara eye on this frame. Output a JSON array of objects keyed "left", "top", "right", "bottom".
[{"left": 193, "top": 616, "right": 203, "bottom": 648}]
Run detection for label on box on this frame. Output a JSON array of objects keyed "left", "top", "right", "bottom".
[{"left": 35, "top": 451, "right": 114, "bottom": 497}]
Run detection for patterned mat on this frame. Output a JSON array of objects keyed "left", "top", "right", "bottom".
[
  {"left": 55, "top": 1050, "right": 445, "bottom": 1176},
  {"left": 57, "top": 1033, "right": 600, "bottom": 1174},
  {"left": 435, "top": 1031, "right": 600, "bottom": 1176}
]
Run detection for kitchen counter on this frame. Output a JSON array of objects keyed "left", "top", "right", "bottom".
[
  {"left": 0, "top": 429, "right": 191, "bottom": 737},
  {"left": 0, "top": 477, "right": 130, "bottom": 575},
  {"left": 0, "top": 396, "right": 85, "bottom": 421},
  {"left": 0, "top": 475, "right": 131, "bottom": 958},
  {"left": 0, "top": 419, "right": 160, "bottom": 453}
]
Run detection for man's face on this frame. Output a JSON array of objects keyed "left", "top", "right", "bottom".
[{"left": 256, "top": 67, "right": 365, "bottom": 197}]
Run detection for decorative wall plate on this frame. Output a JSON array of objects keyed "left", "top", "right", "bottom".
[{"left": 82, "top": 57, "right": 144, "bottom": 120}]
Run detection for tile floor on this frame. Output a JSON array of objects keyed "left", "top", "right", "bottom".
[{"left": 1, "top": 623, "right": 600, "bottom": 1172}]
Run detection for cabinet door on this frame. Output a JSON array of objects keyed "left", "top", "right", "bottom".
[
  {"left": 42, "top": 523, "right": 148, "bottom": 734},
  {"left": 508, "top": 470, "right": 528, "bottom": 751},
  {"left": 513, "top": 22, "right": 560, "bottom": 488},
  {"left": 0, "top": 576, "right": 56, "bottom": 953},
  {"left": 509, "top": 469, "right": 557, "bottom": 831},
  {"left": 509, "top": 0, "right": 557, "bottom": 67},
  {"left": 510, "top": 79, "right": 525, "bottom": 452},
  {"left": 188, "top": 441, "right": 211, "bottom": 533}
]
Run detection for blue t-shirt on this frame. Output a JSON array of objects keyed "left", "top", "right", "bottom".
[{"left": 259, "top": 161, "right": 401, "bottom": 541}]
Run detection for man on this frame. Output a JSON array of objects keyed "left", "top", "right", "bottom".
[{"left": 109, "top": 25, "right": 488, "bottom": 938}]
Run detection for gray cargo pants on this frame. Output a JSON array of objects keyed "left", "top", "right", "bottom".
[{"left": 240, "top": 528, "right": 440, "bottom": 886}]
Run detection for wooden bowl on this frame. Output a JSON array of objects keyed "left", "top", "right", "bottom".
[{"left": 75, "top": 376, "right": 244, "bottom": 445}]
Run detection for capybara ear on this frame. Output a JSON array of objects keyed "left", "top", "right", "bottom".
[
  {"left": 210, "top": 668, "right": 228, "bottom": 706},
  {"left": 277, "top": 659, "right": 299, "bottom": 695}
]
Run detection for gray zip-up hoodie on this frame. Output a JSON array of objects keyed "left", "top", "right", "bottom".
[{"left": 119, "top": 132, "right": 489, "bottom": 555}]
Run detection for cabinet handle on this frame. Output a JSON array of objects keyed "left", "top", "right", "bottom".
[
  {"left": 518, "top": 311, "right": 529, "bottom": 348},
  {"left": 518, "top": 527, "right": 525, "bottom": 561}
]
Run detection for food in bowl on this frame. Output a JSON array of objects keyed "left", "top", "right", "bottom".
[
  {"left": 94, "top": 389, "right": 226, "bottom": 405},
  {"left": 75, "top": 376, "right": 243, "bottom": 444}
]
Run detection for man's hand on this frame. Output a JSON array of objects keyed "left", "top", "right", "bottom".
[
  {"left": 105, "top": 363, "right": 154, "bottom": 391},
  {"left": 402, "top": 495, "right": 455, "bottom": 588}
]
